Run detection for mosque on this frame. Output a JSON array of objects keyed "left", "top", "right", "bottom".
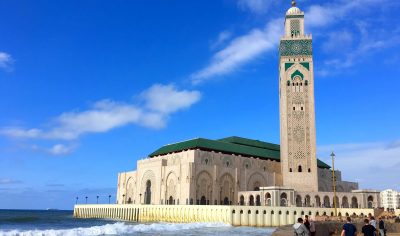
[{"left": 116, "top": 1, "right": 380, "bottom": 210}]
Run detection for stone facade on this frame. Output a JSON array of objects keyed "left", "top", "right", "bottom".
[
  {"left": 279, "top": 3, "right": 318, "bottom": 193},
  {"left": 116, "top": 147, "right": 375, "bottom": 209},
  {"left": 117, "top": 149, "right": 282, "bottom": 205}
]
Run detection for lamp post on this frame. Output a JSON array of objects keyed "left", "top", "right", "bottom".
[
  {"left": 96, "top": 195, "right": 99, "bottom": 204},
  {"left": 85, "top": 196, "right": 88, "bottom": 204},
  {"left": 76, "top": 197, "right": 78, "bottom": 204},
  {"left": 108, "top": 195, "right": 111, "bottom": 204},
  {"left": 331, "top": 151, "right": 337, "bottom": 217}
]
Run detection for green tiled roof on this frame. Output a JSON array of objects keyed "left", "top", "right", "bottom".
[{"left": 149, "top": 136, "right": 331, "bottom": 169}]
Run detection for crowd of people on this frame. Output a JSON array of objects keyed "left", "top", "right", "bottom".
[
  {"left": 341, "top": 216, "right": 386, "bottom": 236},
  {"left": 292, "top": 215, "right": 387, "bottom": 236}
]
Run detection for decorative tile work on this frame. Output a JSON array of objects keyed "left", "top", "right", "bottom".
[{"left": 280, "top": 39, "right": 312, "bottom": 56}]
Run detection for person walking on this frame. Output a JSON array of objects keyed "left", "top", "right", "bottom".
[
  {"left": 304, "top": 215, "right": 311, "bottom": 232},
  {"left": 378, "top": 217, "right": 385, "bottom": 236},
  {"left": 341, "top": 217, "right": 357, "bottom": 236},
  {"left": 370, "top": 216, "right": 377, "bottom": 236},
  {"left": 293, "top": 217, "right": 310, "bottom": 236},
  {"left": 362, "top": 219, "right": 376, "bottom": 236},
  {"left": 309, "top": 218, "right": 316, "bottom": 236}
]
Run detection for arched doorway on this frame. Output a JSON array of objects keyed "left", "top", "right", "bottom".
[
  {"left": 256, "top": 195, "right": 261, "bottom": 206},
  {"left": 280, "top": 193, "right": 287, "bottom": 206},
  {"left": 323, "top": 196, "right": 330, "bottom": 208},
  {"left": 296, "top": 195, "right": 302, "bottom": 207},
  {"left": 145, "top": 180, "right": 152, "bottom": 204},
  {"left": 305, "top": 195, "right": 311, "bottom": 207},
  {"left": 367, "top": 196, "right": 374, "bottom": 208},
  {"left": 200, "top": 196, "right": 207, "bottom": 205},
  {"left": 223, "top": 197, "right": 229, "bottom": 205},
  {"left": 351, "top": 197, "right": 358, "bottom": 208},
  {"left": 265, "top": 193, "right": 272, "bottom": 206},
  {"left": 249, "top": 195, "right": 255, "bottom": 206},
  {"left": 240, "top": 195, "right": 245, "bottom": 205},
  {"left": 315, "top": 195, "right": 321, "bottom": 207},
  {"left": 342, "top": 196, "right": 349, "bottom": 208},
  {"left": 169, "top": 196, "right": 174, "bottom": 205}
]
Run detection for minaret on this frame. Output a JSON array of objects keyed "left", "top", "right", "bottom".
[{"left": 279, "top": 0, "right": 318, "bottom": 192}]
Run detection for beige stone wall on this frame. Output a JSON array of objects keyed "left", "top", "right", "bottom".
[
  {"left": 318, "top": 168, "right": 358, "bottom": 192},
  {"left": 279, "top": 14, "right": 318, "bottom": 192},
  {"left": 116, "top": 149, "right": 284, "bottom": 206},
  {"left": 74, "top": 204, "right": 375, "bottom": 227}
]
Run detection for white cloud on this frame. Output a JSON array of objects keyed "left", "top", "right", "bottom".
[
  {"left": 0, "top": 52, "right": 13, "bottom": 71},
  {"left": 1, "top": 84, "right": 201, "bottom": 140},
  {"left": 211, "top": 31, "right": 232, "bottom": 49},
  {"left": 237, "top": 0, "right": 276, "bottom": 14},
  {"left": 318, "top": 140, "right": 400, "bottom": 190},
  {"left": 0, "top": 178, "right": 22, "bottom": 185},
  {"left": 192, "top": 0, "right": 398, "bottom": 83},
  {"left": 48, "top": 144, "right": 75, "bottom": 155},
  {"left": 306, "top": 0, "right": 392, "bottom": 29},
  {"left": 319, "top": 22, "right": 398, "bottom": 73},
  {"left": 191, "top": 18, "right": 282, "bottom": 84},
  {"left": 141, "top": 84, "right": 201, "bottom": 114},
  {"left": 31, "top": 143, "right": 76, "bottom": 156}
]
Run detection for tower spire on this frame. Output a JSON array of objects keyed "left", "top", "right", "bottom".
[{"left": 291, "top": 0, "right": 296, "bottom": 7}]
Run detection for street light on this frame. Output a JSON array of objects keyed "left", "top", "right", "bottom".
[
  {"left": 76, "top": 197, "right": 79, "bottom": 204},
  {"left": 331, "top": 151, "right": 337, "bottom": 217},
  {"left": 96, "top": 195, "right": 99, "bottom": 204},
  {"left": 108, "top": 195, "right": 111, "bottom": 204},
  {"left": 85, "top": 196, "right": 88, "bottom": 204}
]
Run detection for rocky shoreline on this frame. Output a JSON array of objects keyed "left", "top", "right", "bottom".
[{"left": 272, "top": 221, "right": 400, "bottom": 236}]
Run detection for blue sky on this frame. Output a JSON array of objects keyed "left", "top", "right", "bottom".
[{"left": 0, "top": 0, "right": 399, "bottom": 210}]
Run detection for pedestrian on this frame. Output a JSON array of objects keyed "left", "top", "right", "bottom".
[
  {"left": 362, "top": 219, "right": 376, "bottom": 236},
  {"left": 378, "top": 217, "right": 385, "bottom": 236},
  {"left": 309, "top": 218, "right": 316, "bottom": 236},
  {"left": 370, "top": 216, "right": 377, "bottom": 236},
  {"left": 304, "top": 215, "right": 311, "bottom": 231},
  {"left": 293, "top": 217, "right": 310, "bottom": 236},
  {"left": 341, "top": 216, "right": 357, "bottom": 236}
]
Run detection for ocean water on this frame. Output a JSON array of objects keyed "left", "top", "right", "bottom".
[{"left": 0, "top": 210, "right": 275, "bottom": 236}]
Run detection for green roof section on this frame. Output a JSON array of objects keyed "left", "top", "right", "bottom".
[
  {"left": 149, "top": 138, "right": 280, "bottom": 161},
  {"left": 149, "top": 136, "right": 331, "bottom": 169},
  {"left": 218, "top": 136, "right": 280, "bottom": 151}
]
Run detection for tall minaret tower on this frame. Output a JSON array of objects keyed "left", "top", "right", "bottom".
[{"left": 279, "top": 0, "right": 318, "bottom": 192}]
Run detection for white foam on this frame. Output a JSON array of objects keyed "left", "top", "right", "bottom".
[{"left": 0, "top": 222, "right": 231, "bottom": 236}]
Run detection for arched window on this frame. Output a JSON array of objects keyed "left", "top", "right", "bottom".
[
  {"left": 289, "top": 168, "right": 292, "bottom": 172},
  {"left": 240, "top": 195, "right": 245, "bottom": 205},
  {"left": 298, "top": 165, "right": 302, "bottom": 172},
  {"left": 280, "top": 193, "right": 288, "bottom": 206},
  {"left": 145, "top": 180, "right": 152, "bottom": 204},
  {"left": 256, "top": 195, "right": 261, "bottom": 206},
  {"left": 249, "top": 195, "right": 255, "bottom": 206}
]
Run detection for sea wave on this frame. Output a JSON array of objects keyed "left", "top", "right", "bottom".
[{"left": 0, "top": 222, "right": 231, "bottom": 236}]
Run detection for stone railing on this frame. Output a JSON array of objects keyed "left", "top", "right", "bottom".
[{"left": 73, "top": 204, "right": 375, "bottom": 227}]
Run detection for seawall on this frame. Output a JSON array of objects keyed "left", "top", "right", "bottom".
[{"left": 74, "top": 204, "right": 374, "bottom": 227}]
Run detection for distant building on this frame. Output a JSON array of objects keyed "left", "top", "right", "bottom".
[
  {"left": 380, "top": 189, "right": 400, "bottom": 210},
  {"left": 116, "top": 1, "right": 380, "bottom": 210}
]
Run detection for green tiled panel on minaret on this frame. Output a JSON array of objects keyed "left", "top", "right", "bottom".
[
  {"left": 279, "top": 39, "right": 312, "bottom": 56},
  {"left": 285, "top": 63, "right": 294, "bottom": 71},
  {"left": 300, "top": 62, "right": 310, "bottom": 70}
]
